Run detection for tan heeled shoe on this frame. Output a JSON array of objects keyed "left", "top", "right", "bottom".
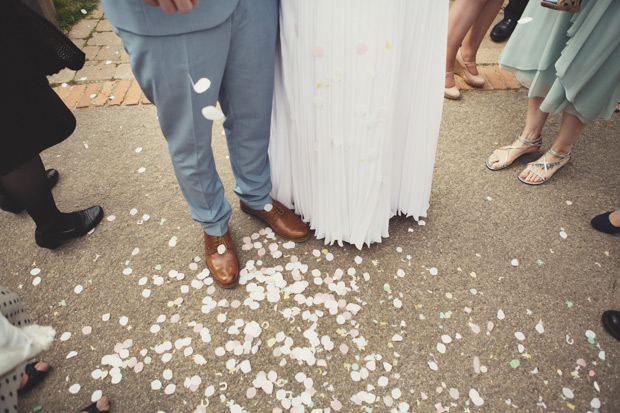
[
  {"left": 455, "top": 49, "right": 485, "bottom": 88},
  {"left": 444, "top": 72, "right": 460, "bottom": 100}
]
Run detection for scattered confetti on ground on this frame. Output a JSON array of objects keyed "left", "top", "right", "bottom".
[{"left": 4, "top": 108, "right": 618, "bottom": 412}]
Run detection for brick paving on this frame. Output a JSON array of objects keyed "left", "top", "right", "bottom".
[{"left": 48, "top": 4, "right": 524, "bottom": 110}]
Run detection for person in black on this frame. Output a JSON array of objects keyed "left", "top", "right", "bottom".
[
  {"left": 0, "top": 0, "right": 103, "bottom": 249},
  {"left": 490, "top": 0, "right": 529, "bottom": 42}
]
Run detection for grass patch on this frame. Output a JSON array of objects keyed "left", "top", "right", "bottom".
[{"left": 53, "top": 0, "right": 100, "bottom": 32}]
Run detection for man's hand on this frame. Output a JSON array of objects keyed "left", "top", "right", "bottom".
[{"left": 142, "top": 0, "right": 200, "bottom": 15}]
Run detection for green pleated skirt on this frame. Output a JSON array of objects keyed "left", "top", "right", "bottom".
[{"left": 499, "top": 0, "right": 620, "bottom": 124}]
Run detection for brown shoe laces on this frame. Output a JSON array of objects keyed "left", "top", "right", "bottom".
[{"left": 262, "top": 203, "right": 285, "bottom": 221}]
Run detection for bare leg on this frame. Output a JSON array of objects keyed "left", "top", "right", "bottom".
[
  {"left": 460, "top": 0, "right": 505, "bottom": 76},
  {"left": 519, "top": 112, "right": 587, "bottom": 183},
  {"left": 610, "top": 210, "right": 620, "bottom": 226},
  {"left": 446, "top": 0, "right": 487, "bottom": 88},
  {"left": 488, "top": 97, "right": 548, "bottom": 169}
]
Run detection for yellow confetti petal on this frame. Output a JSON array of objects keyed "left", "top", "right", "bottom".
[{"left": 386, "top": 40, "right": 391, "bottom": 50}]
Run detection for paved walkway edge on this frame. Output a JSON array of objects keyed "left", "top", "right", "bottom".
[{"left": 53, "top": 64, "right": 523, "bottom": 110}]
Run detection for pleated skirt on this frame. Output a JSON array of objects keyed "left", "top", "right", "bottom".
[{"left": 269, "top": 0, "right": 448, "bottom": 248}]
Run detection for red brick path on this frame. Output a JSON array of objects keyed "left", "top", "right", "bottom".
[{"left": 55, "top": 64, "right": 521, "bottom": 110}]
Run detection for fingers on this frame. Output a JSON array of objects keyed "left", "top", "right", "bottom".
[
  {"left": 143, "top": 0, "right": 198, "bottom": 14},
  {"left": 157, "top": 0, "right": 178, "bottom": 14},
  {"left": 175, "top": 0, "right": 198, "bottom": 13},
  {"left": 142, "top": 0, "right": 160, "bottom": 7}
]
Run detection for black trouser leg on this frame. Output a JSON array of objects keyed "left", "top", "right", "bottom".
[{"left": 504, "top": 0, "right": 529, "bottom": 20}]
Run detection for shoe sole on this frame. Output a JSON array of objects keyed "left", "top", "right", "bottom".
[
  {"left": 240, "top": 204, "right": 310, "bottom": 243},
  {"left": 215, "top": 278, "right": 239, "bottom": 289}
]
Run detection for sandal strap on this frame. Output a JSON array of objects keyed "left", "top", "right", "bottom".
[
  {"left": 494, "top": 135, "right": 542, "bottom": 167},
  {"left": 547, "top": 148, "right": 571, "bottom": 159},
  {"left": 526, "top": 149, "right": 572, "bottom": 181},
  {"left": 516, "top": 134, "right": 543, "bottom": 147},
  {"left": 525, "top": 165, "right": 546, "bottom": 181}
]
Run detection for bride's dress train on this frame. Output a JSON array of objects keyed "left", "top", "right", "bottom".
[{"left": 270, "top": 0, "right": 448, "bottom": 248}]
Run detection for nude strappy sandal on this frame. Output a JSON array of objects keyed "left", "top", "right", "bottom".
[
  {"left": 518, "top": 148, "right": 572, "bottom": 185},
  {"left": 455, "top": 49, "right": 485, "bottom": 88},
  {"left": 486, "top": 135, "right": 543, "bottom": 171}
]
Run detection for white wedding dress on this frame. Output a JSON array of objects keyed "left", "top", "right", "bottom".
[{"left": 269, "top": 0, "right": 448, "bottom": 249}]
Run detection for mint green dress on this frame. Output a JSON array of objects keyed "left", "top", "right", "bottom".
[{"left": 499, "top": 0, "right": 620, "bottom": 124}]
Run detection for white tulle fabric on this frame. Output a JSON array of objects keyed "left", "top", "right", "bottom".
[{"left": 270, "top": 0, "right": 448, "bottom": 249}]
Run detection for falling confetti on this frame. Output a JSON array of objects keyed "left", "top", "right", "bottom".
[{"left": 202, "top": 106, "right": 224, "bottom": 121}]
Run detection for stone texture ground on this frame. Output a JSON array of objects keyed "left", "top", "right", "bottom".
[{"left": 2, "top": 3, "right": 619, "bottom": 413}]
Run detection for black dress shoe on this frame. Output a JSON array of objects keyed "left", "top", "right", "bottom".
[
  {"left": 0, "top": 169, "right": 60, "bottom": 214},
  {"left": 591, "top": 212, "right": 620, "bottom": 234},
  {"left": 35, "top": 205, "right": 104, "bottom": 249},
  {"left": 602, "top": 310, "right": 620, "bottom": 342},
  {"left": 490, "top": 17, "right": 518, "bottom": 42}
]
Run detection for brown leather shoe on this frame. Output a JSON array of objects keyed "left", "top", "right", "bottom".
[
  {"left": 240, "top": 200, "right": 309, "bottom": 242},
  {"left": 204, "top": 231, "right": 239, "bottom": 289}
]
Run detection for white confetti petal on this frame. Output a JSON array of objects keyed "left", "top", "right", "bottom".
[
  {"left": 469, "top": 388, "right": 484, "bottom": 406},
  {"left": 69, "top": 383, "right": 81, "bottom": 394},
  {"left": 562, "top": 387, "right": 574, "bottom": 399},
  {"left": 193, "top": 77, "right": 211, "bottom": 94},
  {"left": 202, "top": 106, "right": 224, "bottom": 121}
]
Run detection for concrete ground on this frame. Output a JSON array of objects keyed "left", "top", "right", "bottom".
[
  {"left": 2, "top": 2, "right": 620, "bottom": 413},
  {"left": 2, "top": 91, "right": 619, "bottom": 412}
]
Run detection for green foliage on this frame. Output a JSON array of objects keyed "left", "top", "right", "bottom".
[{"left": 53, "top": 0, "right": 99, "bottom": 32}]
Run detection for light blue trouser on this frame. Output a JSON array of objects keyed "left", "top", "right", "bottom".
[{"left": 116, "top": 0, "right": 277, "bottom": 236}]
